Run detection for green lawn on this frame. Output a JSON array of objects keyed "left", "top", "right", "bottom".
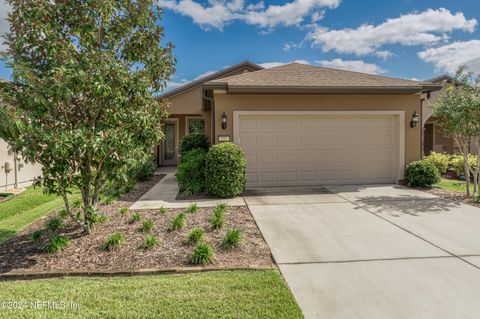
[
  {"left": 0, "top": 187, "right": 68, "bottom": 243},
  {"left": 0, "top": 270, "right": 302, "bottom": 318},
  {"left": 433, "top": 178, "right": 467, "bottom": 193}
]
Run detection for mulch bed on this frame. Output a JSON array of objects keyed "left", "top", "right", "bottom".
[
  {"left": 0, "top": 175, "right": 273, "bottom": 275},
  {"left": 419, "top": 187, "right": 480, "bottom": 208}
]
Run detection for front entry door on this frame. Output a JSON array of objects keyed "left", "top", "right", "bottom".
[{"left": 162, "top": 120, "right": 178, "bottom": 165}]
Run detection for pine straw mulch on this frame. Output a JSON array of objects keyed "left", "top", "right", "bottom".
[{"left": 0, "top": 175, "right": 273, "bottom": 275}]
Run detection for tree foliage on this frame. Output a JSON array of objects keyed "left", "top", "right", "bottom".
[
  {"left": 433, "top": 67, "right": 480, "bottom": 195},
  {"left": 0, "top": 0, "right": 175, "bottom": 233}
]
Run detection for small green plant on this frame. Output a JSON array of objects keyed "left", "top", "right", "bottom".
[
  {"left": 91, "top": 212, "right": 109, "bottom": 223},
  {"left": 43, "top": 234, "right": 70, "bottom": 254},
  {"left": 100, "top": 195, "right": 116, "bottom": 205},
  {"left": 140, "top": 219, "right": 155, "bottom": 233},
  {"left": 187, "top": 202, "right": 199, "bottom": 214},
  {"left": 189, "top": 242, "right": 214, "bottom": 264},
  {"left": 222, "top": 228, "right": 243, "bottom": 249},
  {"left": 119, "top": 207, "right": 129, "bottom": 216},
  {"left": 57, "top": 209, "right": 69, "bottom": 219},
  {"left": 142, "top": 235, "right": 159, "bottom": 250},
  {"left": 129, "top": 212, "right": 142, "bottom": 224},
  {"left": 44, "top": 216, "right": 64, "bottom": 231},
  {"left": 186, "top": 227, "right": 205, "bottom": 245},
  {"left": 103, "top": 232, "right": 126, "bottom": 251},
  {"left": 159, "top": 206, "right": 167, "bottom": 214},
  {"left": 31, "top": 230, "right": 42, "bottom": 242},
  {"left": 472, "top": 193, "right": 480, "bottom": 204},
  {"left": 210, "top": 206, "right": 226, "bottom": 230},
  {"left": 72, "top": 199, "right": 82, "bottom": 208},
  {"left": 169, "top": 212, "right": 186, "bottom": 231}
]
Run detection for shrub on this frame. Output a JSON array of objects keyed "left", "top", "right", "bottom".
[
  {"left": 44, "top": 216, "right": 64, "bottom": 231},
  {"left": 406, "top": 160, "right": 440, "bottom": 187},
  {"left": 425, "top": 152, "right": 450, "bottom": 174},
  {"left": 129, "top": 212, "right": 142, "bottom": 224},
  {"left": 169, "top": 212, "right": 186, "bottom": 231},
  {"left": 210, "top": 206, "right": 226, "bottom": 230},
  {"left": 186, "top": 227, "right": 205, "bottom": 245},
  {"left": 142, "top": 235, "right": 159, "bottom": 250},
  {"left": 57, "top": 209, "right": 69, "bottom": 219},
  {"left": 31, "top": 230, "right": 42, "bottom": 242},
  {"left": 222, "top": 228, "right": 243, "bottom": 249},
  {"left": 119, "top": 207, "right": 129, "bottom": 216},
  {"left": 140, "top": 220, "right": 155, "bottom": 233},
  {"left": 91, "top": 212, "right": 109, "bottom": 223},
  {"left": 187, "top": 202, "right": 199, "bottom": 214},
  {"left": 180, "top": 134, "right": 209, "bottom": 158},
  {"left": 43, "top": 234, "right": 70, "bottom": 254},
  {"left": 176, "top": 149, "right": 207, "bottom": 194},
  {"left": 205, "top": 143, "right": 246, "bottom": 198},
  {"left": 189, "top": 242, "right": 214, "bottom": 264},
  {"left": 159, "top": 206, "right": 167, "bottom": 214},
  {"left": 104, "top": 232, "right": 126, "bottom": 251},
  {"left": 449, "top": 154, "right": 478, "bottom": 176}
]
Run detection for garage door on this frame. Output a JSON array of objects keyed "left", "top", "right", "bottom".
[{"left": 236, "top": 113, "right": 400, "bottom": 187}]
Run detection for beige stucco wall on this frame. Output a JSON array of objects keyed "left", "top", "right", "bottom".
[
  {"left": 0, "top": 138, "right": 42, "bottom": 191},
  {"left": 213, "top": 93, "right": 422, "bottom": 167}
]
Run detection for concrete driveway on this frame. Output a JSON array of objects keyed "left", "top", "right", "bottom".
[{"left": 245, "top": 185, "right": 480, "bottom": 319}]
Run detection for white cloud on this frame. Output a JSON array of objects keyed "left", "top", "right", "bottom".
[
  {"left": 283, "top": 41, "right": 305, "bottom": 51},
  {"left": 315, "top": 58, "right": 386, "bottom": 74},
  {"left": 158, "top": 0, "right": 244, "bottom": 30},
  {"left": 158, "top": 0, "right": 340, "bottom": 30},
  {"left": 194, "top": 70, "right": 217, "bottom": 80},
  {"left": 374, "top": 50, "right": 394, "bottom": 60},
  {"left": 258, "top": 59, "right": 311, "bottom": 68},
  {"left": 243, "top": 0, "right": 338, "bottom": 29},
  {"left": 0, "top": 2, "right": 10, "bottom": 51},
  {"left": 418, "top": 40, "right": 480, "bottom": 73},
  {"left": 309, "top": 8, "right": 477, "bottom": 56}
]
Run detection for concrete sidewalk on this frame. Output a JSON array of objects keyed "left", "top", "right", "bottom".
[
  {"left": 129, "top": 166, "right": 245, "bottom": 209},
  {"left": 246, "top": 185, "right": 480, "bottom": 319}
]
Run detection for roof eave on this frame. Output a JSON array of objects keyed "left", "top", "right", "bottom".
[
  {"left": 158, "top": 61, "right": 263, "bottom": 99},
  {"left": 207, "top": 85, "right": 436, "bottom": 94}
]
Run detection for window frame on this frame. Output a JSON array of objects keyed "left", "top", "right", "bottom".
[{"left": 185, "top": 116, "right": 206, "bottom": 135}]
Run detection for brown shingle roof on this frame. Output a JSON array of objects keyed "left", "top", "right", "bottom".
[{"left": 205, "top": 63, "right": 441, "bottom": 93}]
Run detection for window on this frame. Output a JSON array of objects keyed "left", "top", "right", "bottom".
[{"left": 187, "top": 117, "right": 205, "bottom": 135}]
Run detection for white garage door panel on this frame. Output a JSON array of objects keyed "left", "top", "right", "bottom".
[{"left": 237, "top": 114, "right": 399, "bottom": 187}]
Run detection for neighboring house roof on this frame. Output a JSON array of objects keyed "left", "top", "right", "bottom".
[
  {"left": 205, "top": 63, "right": 442, "bottom": 94},
  {"left": 159, "top": 60, "right": 263, "bottom": 99},
  {"left": 426, "top": 75, "right": 454, "bottom": 84}
]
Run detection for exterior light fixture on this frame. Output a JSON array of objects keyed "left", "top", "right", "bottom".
[
  {"left": 410, "top": 111, "right": 419, "bottom": 128},
  {"left": 221, "top": 112, "right": 227, "bottom": 130}
]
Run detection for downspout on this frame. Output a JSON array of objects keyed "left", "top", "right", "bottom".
[
  {"left": 420, "top": 96, "right": 425, "bottom": 158},
  {"left": 203, "top": 91, "right": 215, "bottom": 145}
]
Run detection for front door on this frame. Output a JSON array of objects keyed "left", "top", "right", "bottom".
[
  {"left": 162, "top": 120, "right": 178, "bottom": 165},
  {"left": 424, "top": 124, "right": 434, "bottom": 156}
]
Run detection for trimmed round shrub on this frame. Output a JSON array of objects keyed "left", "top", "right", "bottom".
[
  {"left": 176, "top": 148, "right": 207, "bottom": 194},
  {"left": 205, "top": 143, "right": 246, "bottom": 198},
  {"left": 406, "top": 160, "right": 440, "bottom": 187},
  {"left": 180, "top": 134, "right": 209, "bottom": 159},
  {"left": 424, "top": 152, "right": 449, "bottom": 174}
]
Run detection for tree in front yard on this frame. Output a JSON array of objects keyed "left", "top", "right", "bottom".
[
  {"left": 433, "top": 67, "right": 480, "bottom": 195},
  {"left": 0, "top": 0, "right": 175, "bottom": 233}
]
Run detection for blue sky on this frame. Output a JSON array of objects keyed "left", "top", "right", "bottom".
[{"left": 1, "top": 0, "right": 480, "bottom": 90}]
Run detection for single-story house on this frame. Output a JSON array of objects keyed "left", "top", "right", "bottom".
[{"left": 157, "top": 61, "right": 441, "bottom": 187}]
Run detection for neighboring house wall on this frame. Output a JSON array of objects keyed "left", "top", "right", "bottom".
[
  {"left": 213, "top": 93, "right": 422, "bottom": 166},
  {"left": 0, "top": 138, "right": 42, "bottom": 191}
]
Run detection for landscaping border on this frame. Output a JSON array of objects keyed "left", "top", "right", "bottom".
[{"left": 0, "top": 265, "right": 276, "bottom": 281}]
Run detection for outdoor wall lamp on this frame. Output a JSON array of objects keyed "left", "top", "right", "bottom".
[
  {"left": 410, "top": 111, "right": 419, "bottom": 128},
  {"left": 221, "top": 112, "right": 227, "bottom": 130}
]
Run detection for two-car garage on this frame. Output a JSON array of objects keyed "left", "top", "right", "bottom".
[{"left": 234, "top": 112, "right": 405, "bottom": 188}]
